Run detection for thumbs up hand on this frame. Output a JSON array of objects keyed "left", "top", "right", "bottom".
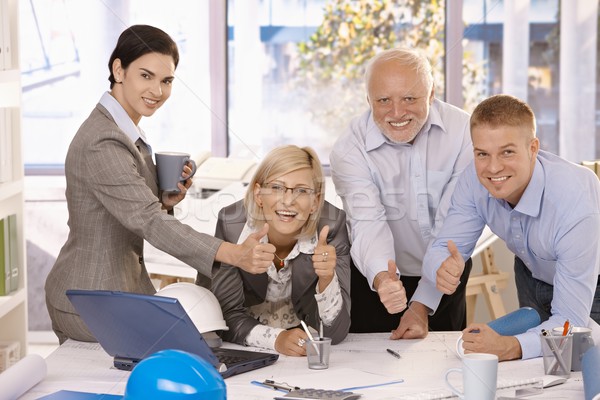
[
  {"left": 235, "top": 223, "right": 276, "bottom": 274},
  {"left": 374, "top": 260, "right": 407, "bottom": 314},
  {"left": 436, "top": 240, "right": 465, "bottom": 295},
  {"left": 312, "top": 225, "right": 336, "bottom": 292}
]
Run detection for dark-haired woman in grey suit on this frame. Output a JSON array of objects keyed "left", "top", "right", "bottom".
[
  {"left": 45, "top": 25, "right": 275, "bottom": 344},
  {"left": 201, "top": 145, "right": 351, "bottom": 356}
]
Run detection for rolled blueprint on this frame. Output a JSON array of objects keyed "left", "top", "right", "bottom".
[
  {"left": 488, "top": 307, "right": 541, "bottom": 336},
  {"left": 582, "top": 345, "right": 600, "bottom": 400},
  {"left": 0, "top": 354, "right": 47, "bottom": 399}
]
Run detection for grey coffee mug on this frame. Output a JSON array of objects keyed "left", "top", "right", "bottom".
[{"left": 155, "top": 152, "right": 197, "bottom": 193}]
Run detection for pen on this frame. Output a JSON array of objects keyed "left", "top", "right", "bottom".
[
  {"left": 319, "top": 319, "right": 324, "bottom": 339},
  {"left": 250, "top": 380, "right": 298, "bottom": 393},
  {"left": 300, "top": 320, "right": 315, "bottom": 341},
  {"left": 558, "top": 322, "right": 572, "bottom": 350},
  {"left": 561, "top": 320, "right": 570, "bottom": 336},
  {"left": 300, "top": 320, "right": 320, "bottom": 356},
  {"left": 386, "top": 348, "right": 401, "bottom": 359}
]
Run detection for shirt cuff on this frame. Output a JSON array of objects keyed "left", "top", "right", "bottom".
[
  {"left": 365, "top": 258, "right": 394, "bottom": 290},
  {"left": 315, "top": 273, "right": 343, "bottom": 326},
  {"left": 410, "top": 279, "right": 443, "bottom": 315},
  {"left": 516, "top": 331, "right": 542, "bottom": 360},
  {"left": 245, "top": 325, "right": 285, "bottom": 351}
]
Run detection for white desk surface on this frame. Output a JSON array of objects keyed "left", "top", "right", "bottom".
[
  {"left": 21, "top": 332, "right": 584, "bottom": 399},
  {"left": 144, "top": 180, "right": 499, "bottom": 279}
]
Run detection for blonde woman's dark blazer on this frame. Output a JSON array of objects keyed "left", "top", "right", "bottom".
[
  {"left": 46, "top": 103, "right": 222, "bottom": 319},
  {"left": 206, "top": 200, "right": 351, "bottom": 345}
]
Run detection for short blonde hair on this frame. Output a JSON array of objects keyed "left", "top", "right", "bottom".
[
  {"left": 245, "top": 145, "right": 325, "bottom": 240},
  {"left": 364, "top": 47, "right": 434, "bottom": 93},
  {"left": 470, "top": 94, "right": 536, "bottom": 139}
]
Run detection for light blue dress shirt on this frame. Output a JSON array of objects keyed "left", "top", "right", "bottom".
[
  {"left": 414, "top": 150, "right": 600, "bottom": 359},
  {"left": 330, "top": 99, "right": 472, "bottom": 286}
]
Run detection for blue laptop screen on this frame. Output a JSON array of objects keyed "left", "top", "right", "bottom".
[{"left": 65, "top": 289, "right": 220, "bottom": 367}]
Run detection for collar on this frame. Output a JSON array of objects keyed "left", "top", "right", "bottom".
[
  {"left": 364, "top": 98, "right": 445, "bottom": 152},
  {"left": 512, "top": 157, "right": 544, "bottom": 217},
  {"left": 489, "top": 156, "right": 543, "bottom": 217},
  {"left": 99, "top": 91, "right": 148, "bottom": 146}
]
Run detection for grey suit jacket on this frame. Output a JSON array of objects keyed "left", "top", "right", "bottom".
[
  {"left": 46, "top": 103, "right": 223, "bottom": 314},
  {"left": 205, "top": 200, "right": 351, "bottom": 345}
]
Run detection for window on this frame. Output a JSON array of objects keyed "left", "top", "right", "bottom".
[
  {"left": 226, "top": 0, "right": 454, "bottom": 163},
  {"left": 21, "top": 0, "right": 600, "bottom": 172},
  {"left": 463, "top": 0, "right": 600, "bottom": 161},
  {"left": 20, "top": 0, "right": 212, "bottom": 172}
]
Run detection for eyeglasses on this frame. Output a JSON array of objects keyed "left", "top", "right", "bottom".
[{"left": 262, "top": 182, "right": 316, "bottom": 197}]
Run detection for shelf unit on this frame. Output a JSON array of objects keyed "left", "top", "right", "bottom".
[{"left": 0, "top": 0, "right": 27, "bottom": 357}]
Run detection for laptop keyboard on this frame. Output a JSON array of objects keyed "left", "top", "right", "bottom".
[{"left": 216, "top": 353, "right": 247, "bottom": 365}]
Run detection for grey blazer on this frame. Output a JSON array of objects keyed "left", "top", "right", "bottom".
[
  {"left": 205, "top": 200, "right": 351, "bottom": 345},
  {"left": 46, "top": 103, "right": 223, "bottom": 315}
]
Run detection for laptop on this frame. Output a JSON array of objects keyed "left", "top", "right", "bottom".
[{"left": 66, "top": 289, "right": 278, "bottom": 378}]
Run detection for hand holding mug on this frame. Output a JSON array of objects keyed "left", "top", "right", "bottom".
[{"left": 155, "top": 151, "right": 197, "bottom": 193}]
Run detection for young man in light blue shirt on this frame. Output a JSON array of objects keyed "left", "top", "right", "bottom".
[{"left": 411, "top": 94, "right": 600, "bottom": 360}]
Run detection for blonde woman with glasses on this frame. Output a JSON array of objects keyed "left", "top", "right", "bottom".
[{"left": 199, "top": 145, "right": 351, "bottom": 356}]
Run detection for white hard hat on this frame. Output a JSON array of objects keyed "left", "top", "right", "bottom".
[{"left": 155, "top": 282, "right": 228, "bottom": 333}]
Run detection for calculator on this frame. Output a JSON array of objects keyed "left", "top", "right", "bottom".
[{"left": 273, "top": 388, "right": 362, "bottom": 400}]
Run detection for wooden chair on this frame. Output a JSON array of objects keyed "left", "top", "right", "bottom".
[
  {"left": 581, "top": 160, "right": 600, "bottom": 179},
  {"left": 466, "top": 245, "right": 510, "bottom": 324}
]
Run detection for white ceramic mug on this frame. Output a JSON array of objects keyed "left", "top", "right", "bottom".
[{"left": 445, "top": 353, "right": 498, "bottom": 400}]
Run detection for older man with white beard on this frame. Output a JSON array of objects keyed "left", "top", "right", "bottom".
[{"left": 330, "top": 47, "right": 473, "bottom": 337}]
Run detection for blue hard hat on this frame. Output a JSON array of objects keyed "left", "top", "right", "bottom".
[{"left": 123, "top": 349, "right": 226, "bottom": 400}]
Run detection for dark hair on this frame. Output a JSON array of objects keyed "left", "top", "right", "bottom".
[{"left": 108, "top": 25, "right": 179, "bottom": 88}]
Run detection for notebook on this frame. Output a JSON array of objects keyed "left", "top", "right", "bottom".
[{"left": 66, "top": 289, "right": 278, "bottom": 378}]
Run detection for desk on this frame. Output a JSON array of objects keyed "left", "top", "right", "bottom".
[{"left": 21, "top": 333, "right": 584, "bottom": 399}]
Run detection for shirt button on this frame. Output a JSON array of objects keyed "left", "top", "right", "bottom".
[
  {"left": 520, "top": 250, "right": 525, "bottom": 254},
  {"left": 516, "top": 235, "right": 521, "bottom": 239}
]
